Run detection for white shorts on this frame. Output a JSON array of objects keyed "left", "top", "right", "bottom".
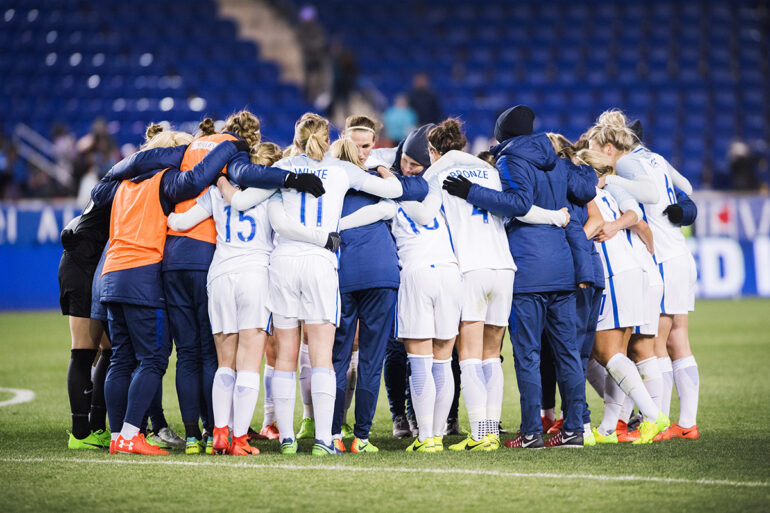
[
  {"left": 396, "top": 264, "right": 462, "bottom": 340},
  {"left": 207, "top": 269, "right": 271, "bottom": 334},
  {"left": 597, "top": 267, "right": 646, "bottom": 331},
  {"left": 635, "top": 265, "right": 664, "bottom": 336},
  {"left": 460, "top": 268, "right": 514, "bottom": 326},
  {"left": 268, "top": 255, "right": 340, "bottom": 328},
  {"left": 660, "top": 253, "right": 696, "bottom": 315}
]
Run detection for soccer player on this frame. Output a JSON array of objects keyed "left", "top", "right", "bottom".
[
  {"left": 91, "top": 125, "right": 247, "bottom": 455},
  {"left": 266, "top": 113, "right": 403, "bottom": 456}
]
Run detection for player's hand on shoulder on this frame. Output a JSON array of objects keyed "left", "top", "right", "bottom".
[
  {"left": 442, "top": 175, "right": 472, "bottom": 199},
  {"left": 325, "top": 232, "right": 341, "bottom": 252},
  {"left": 285, "top": 172, "right": 325, "bottom": 197}
]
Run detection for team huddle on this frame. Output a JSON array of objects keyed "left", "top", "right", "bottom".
[{"left": 59, "top": 104, "right": 700, "bottom": 457}]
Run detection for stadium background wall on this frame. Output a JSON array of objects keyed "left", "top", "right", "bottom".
[{"left": 0, "top": 193, "right": 769, "bottom": 310}]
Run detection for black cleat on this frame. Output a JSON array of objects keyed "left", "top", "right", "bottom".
[
  {"left": 443, "top": 417, "right": 460, "bottom": 436},
  {"left": 545, "top": 430, "right": 584, "bottom": 448},
  {"left": 505, "top": 432, "right": 545, "bottom": 449},
  {"left": 392, "top": 415, "right": 411, "bottom": 439}
]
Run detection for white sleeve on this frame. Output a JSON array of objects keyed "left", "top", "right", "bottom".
[
  {"left": 666, "top": 162, "right": 693, "bottom": 195},
  {"left": 345, "top": 163, "right": 403, "bottom": 198},
  {"left": 364, "top": 147, "right": 397, "bottom": 169},
  {"left": 605, "top": 184, "right": 642, "bottom": 224},
  {"left": 338, "top": 200, "right": 397, "bottom": 231},
  {"left": 230, "top": 187, "right": 276, "bottom": 212},
  {"left": 267, "top": 193, "right": 328, "bottom": 246},
  {"left": 515, "top": 205, "right": 566, "bottom": 227},
  {"left": 167, "top": 204, "right": 211, "bottom": 232},
  {"left": 398, "top": 175, "right": 442, "bottom": 225},
  {"left": 604, "top": 174, "right": 660, "bottom": 204}
]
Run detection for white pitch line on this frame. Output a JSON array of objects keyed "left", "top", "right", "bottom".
[
  {"left": 2, "top": 457, "right": 767, "bottom": 489},
  {"left": 0, "top": 388, "right": 35, "bottom": 408}
]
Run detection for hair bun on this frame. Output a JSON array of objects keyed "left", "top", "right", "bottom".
[{"left": 145, "top": 123, "right": 164, "bottom": 140}]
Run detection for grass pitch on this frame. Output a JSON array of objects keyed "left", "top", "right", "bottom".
[{"left": 1, "top": 299, "right": 769, "bottom": 512}]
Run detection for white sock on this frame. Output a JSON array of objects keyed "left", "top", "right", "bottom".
[
  {"left": 310, "top": 367, "right": 336, "bottom": 446},
  {"left": 262, "top": 364, "right": 275, "bottom": 428},
  {"left": 299, "top": 344, "right": 313, "bottom": 419},
  {"left": 232, "top": 370, "right": 260, "bottom": 438},
  {"left": 459, "top": 358, "right": 487, "bottom": 441},
  {"left": 620, "top": 395, "right": 634, "bottom": 423},
  {"left": 212, "top": 367, "right": 236, "bottom": 429},
  {"left": 343, "top": 349, "right": 358, "bottom": 424},
  {"left": 407, "top": 353, "right": 435, "bottom": 442},
  {"left": 659, "top": 356, "right": 674, "bottom": 416},
  {"left": 482, "top": 358, "right": 504, "bottom": 437},
  {"left": 586, "top": 358, "right": 607, "bottom": 399},
  {"left": 272, "top": 370, "right": 297, "bottom": 441},
  {"left": 673, "top": 356, "right": 699, "bottom": 428},
  {"left": 431, "top": 358, "right": 454, "bottom": 438},
  {"left": 111, "top": 432, "right": 120, "bottom": 442},
  {"left": 541, "top": 408, "right": 555, "bottom": 422},
  {"left": 636, "top": 357, "right": 663, "bottom": 411},
  {"left": 584, "top": 422, "right": 591, "bottom": 433},
  {"left": 606, "top": 353, "right": 659, "bottom": 421},
  {"left": 598, "top": 372, "right": 626, "bottom": 435},
  {"left": 119, "top": 422, "right": 140, "bottom": 440}
]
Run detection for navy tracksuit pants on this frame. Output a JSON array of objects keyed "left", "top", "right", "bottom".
[
  {"left": 104, "top": 302, "right": 172, "bottom": 433},
  {"left": 510, "top": 291, "right": 585, "bottom": 436},
  {"left": 163, "top": 270, "right": 218, "bottom": 429},
  {"left": 332, "top": 287, "right": 397, "bottom": 439},
  {"left": 384, "top": 336, "right": 415, "bottom": 420}
]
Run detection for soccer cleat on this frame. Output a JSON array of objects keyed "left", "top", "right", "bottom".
[
  {"left": 312, "top": 439, "right": 342, "bottom": 456},
  {"left": 333, "top": 439, "right": 347, "bottom": 452},
  {"left": 247, "top": 426, "right": 268, "bottom": 440},
  {"left": 504, "top": 433, "right": 544, "bottom": 449},
  {"left": 407, "top": 415, "right": 419, "bottom": 437},
  {"left": 449, "top": 435, "right": 490, "bottom": 451},
  {"left": 632, "top": 412, "right": 670, "bottom": 445},
  {"left": 259, "top": 423, "right": 279, "bottom": 440},
  {"left": 653, "top": 427, "right": 672, "bottom": 442},
  {"left": 202, "top": 431, "right": 213, "bottom": 454},
  {"left": 668, "top": 423, "right": 699, "bottom": 439},
  {"left": 616, "top": 420, "right": 640, "bottom": 442},
  {"left": 228, "top": 434, "right": 260, "bottom": 455},
  {"left": 280, "top": 438, "right": 299, "bottom": 455},
  {"left": 154, "top": 426, "right": 185, "bottom": 448},
  {"left": 341, "top": 423, "right": 354, "bottom": 440},
  {"left": 212, "top": 426, "right": 230, "bottom": 455},
  {"left": 351, "top": 437, "right": 378, "bottom": 453},
  {"left": 443, "top": 417, "right": 460, "bottom": 436},
  {"left": 655, "top": 412, "right": 672, "bottom": 434},
  {"left": 545, "top": 430, "right": 584, "bottom": 448},
  {"left": 185, "top": 437, "right": 204, "bottom": 455},
  {"left": 627, "top": 412, "right": 643, "bottom": 431},
  {"left": 92, "top": 429, "right": 111, "bottom": 448},
  {"left": 541, "top": 416, "right": 554, "bottom": 433},
  {"left": 406, "top": 437, "right": 435, "bottom": 453},
  {"left": 67, "top": 431, "right": 102, "bottom": 450},
  {"left": 546, "top": 418, "right": 564, "bottom": 435},
  {"left": 109, "top": 439, "right": 116, "bottom": 454},
  {"left": 296, "top": 417, "right": 315, "bottom": 440},
  {"left": 483, "top": 433, "right": 500, "bottom": 451},
  {"left": 592, "top": 427, "right": 618, "bottom": 444},
  {"left": 431, "top": 436, "right": 444, "bottom": 452},
  {"left": 583, "top": 428, "right": 596, "bottom": 446},
  {"left": 392, "top": 415, "right": 411, "bottom": 439},
  {"left": 115, "top": 433, "right": 169, "bottom": 455},
  {"left": 145, "top": 433, "right": 168, "bottom": 449}
]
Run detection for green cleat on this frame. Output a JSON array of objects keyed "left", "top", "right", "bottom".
[
  {"left": 592, "top": 427, "right": 618, "bottom": 444},
  {"left": 633, "top": 413, "right": 671, "bottom": 445},
  {"left": 431, "top": 436, "right": 444, "bottom": 452},
  {"left": 203, "top": 433, "right": 213, "bottom": 455},
  {"left": 280, "top": 438, "right": 299, "bottom": 454},
  {"left": 655, "top": 412, "right": 671, "bottom": 434},
  {"left": 350, "top": 437, "right": 378, "bottom": 453},
  {"left": 406, "top": 437, "right": 435, "bottom": 453},
  {"left": 312, "top": 439, "right": 342, "bottom": 456},
  {"left": 583, "top": 428, "right": 596, "bottom": 446},
  {"left": 341, "top": 423, "right": 354, "bottom": 440},
  {"left": 67, "top": 431, "right": 102, "bottom": 450},
  {"left": 92, "top": 429, "right": 111, "bottom": 448},
  {"left": 448, "top": 435, "right": 490, "bottom": 451},
  {"left": 145, "top": 433, "right": 169, "bottom": 449},
  {"left": 296, "top": 418, "right": 315, "bottom": 440},
  {"left": 185, "top": 437, "right": 204, "bottom": 455},
  {"left": 483, "top": 434, "right": 500, "bottom": 451}
]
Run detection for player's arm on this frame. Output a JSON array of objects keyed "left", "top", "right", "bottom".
[
  {"left": 267, "top": 194, "right": 338, "bottom": 250},
  {"left": 595, "top": 184, "right": 642, "bottom": 241},
  {"left": 395, "top": 173, "right": 429, "bottom": 202},
  {"left": 453, "top": 155, "right": 534, "bottom": 218},
  {"left": 584, "top": 200, "right": 604, "bottom": 239},
  {"left": 102, "top": 145, "right": 188, "bottom": 182},
  {"left": 167, "top": 186, "right": 214, "bottom": 232},
  {"left": 399, "top": 175, "right": 442, "bottom": 225},
  {"left": 666, "top": 161, "right": 693, "bottom": 195},
  {"left": 630, "top": 219, "right": 655, "bottom": 255},
  {"left": 566, "top": 163, "right": 598, "bottom": 206},
  {"left": 609, "top": 158, "right": 660, "bottom": 204},
  {"left": 339, "top": 200, "right": 397, "bottom": 231},
  {"left": 348, "top": 164, "right": 403, "bottom": 198},
  {"left": 217, "top": 175, "right": 275, "bottom": 211},
  {"left": 228, "top": 153, "right": 325, "bottom": 197},
  {"left": 516, "top": 205, "right": 569, "bottom": 227}
]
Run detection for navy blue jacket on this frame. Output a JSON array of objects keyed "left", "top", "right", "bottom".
[
  {"left": 338, "top": 172, "right": 428, "bottom": 293},
  {"left": 568, "top": 202, "right": 605, "bottom": 289},
  {"left": 463, "top": 134, "right": 597, "bottom": 293}
]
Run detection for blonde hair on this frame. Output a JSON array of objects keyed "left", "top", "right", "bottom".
[
  {"left": 330, "top": 138, "right": 364, "bottom": 168},
  {"left": 290, "top": 112, "right": 329, "bottom": 160},
  {"left": 251, "top": 142, "right": 283, "bottom": 166},
  {"left": 224, "top": 110, "right": 261, "bottom": 151},
  {"left": 575, "top": 149, "right": 615, "bottom": 176},
  {"left": 140, "top": 123, "right": 193, "bottom": 151},
  {"left": 585, "top": 110, "right": 637, "bottom": 153},
  {"left": 546, "top": 132, "right": 577, "bottom": 161},
  {"left": 196, "top": 117, "right": 217, "bottom": 137}
]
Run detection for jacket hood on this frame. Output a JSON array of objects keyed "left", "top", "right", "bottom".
[{"left": 490, "top": 133, "right": 557, "bottom": 171}]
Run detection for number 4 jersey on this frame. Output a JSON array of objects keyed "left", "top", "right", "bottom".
[
  {"left": 196, "top": 185, "right": 274, "bottom": 286},
  {"left": 424, "top": 150, "right": 515, "bottom": 274}
]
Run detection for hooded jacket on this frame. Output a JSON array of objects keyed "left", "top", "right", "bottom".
[{"left": 463, "top": 133, "right": 596, "bottom": 293}]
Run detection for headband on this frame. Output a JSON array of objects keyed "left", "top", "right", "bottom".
[{"left": 345, "top": 126, "right": 376, "bottom": 135}]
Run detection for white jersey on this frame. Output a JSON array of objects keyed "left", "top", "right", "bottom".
[
  {"left": 424, "top": 150, "right": 515, "bottom": 273},
  {"left": 391, "top": 177, "right": 457, "bottom": 272},
  {"left": 271, "top": 154, "right": 392, "bottom": 268},
  {"left": 616, "top": 147, "right": 689, "bottom": 263},
  {"left": 594, "top": 188, "right": 642, "bottom": 278},
  {"left": 197, "top": 185, "right": 273, "bottom": 285}
]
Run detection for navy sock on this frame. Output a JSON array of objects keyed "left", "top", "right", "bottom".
[
  {"left": 89, "top": 348, "right": 111, "bottom": 432},
  {"left": 68, "top": 349, "right": 97, "bottom": 439}
]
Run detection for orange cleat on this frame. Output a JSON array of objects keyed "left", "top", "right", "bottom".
[
  {"left": 259, "top": 423, "right": 279, "bottom": 440},
  {"left": 115, "top": 434, "right": 169, "bottom": 455},
  {"left": 541, "top": 416, "right": 554, "bottom": 433},
  {"left": 668, "top": 423, "right": 699, "bottom": 439},
  {"left": 212, "top": 426, "right": 230, "bottom": 455},
  {"left": 616, "top": 420, "right": 640, "bottom": 442},
  {"left": 333, "top": 439, "right": 347, "bottom": 453},
  {"left": 228, "top": 434, "right": 260, "bottom": 455},
  {"left": 109, "top": 439, "right": 116, "bottom": 454},
  {"left": 653, "top": 427, "right": 672, "bottom": 442},
  {"left": 547, "top": 418, "right": 563, "bottom": 435}
]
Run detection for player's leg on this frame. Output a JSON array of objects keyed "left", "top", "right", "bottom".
[
  {"left": 330, "top": 291, "right": 359, "bottom": 448},
  {"left": 88, "top": 330, "right": 112, "bottom": 446},
  {"left": 383, "top": 335, "right": 411, "bottom": 438},
  {"left": 298, "top": 328, "right": 314, "bottom": 431},
  {"left": 342, "top": 325, "right": 359, "bottom": 437},
  {"left": 271, "top": 321, "right": 301, "bottom": 452},
  {"left": 66, "top": 315, "right": 100, "bottom": 447},
  {"left": 229, "top": 327, "right": 266, "bottom": 455},
  {"left": 260, "top": 334, "right": 278, "bottom": 438},
  {"left": 655, "top": 314, "right": 674, "bottom": 416},
  {"left": 404, "top": 338, "right": 435, "bottom": 450},
  {"left": 445, "top": 347, "right": 461, "bottom": 435},
  {"left": 628, "top": 334, "right": 663, "bottom": 411},
  {"left": 305, "top": 321, "right": 338, "bottom": 455},
  {"left": 482, "top": 325, "right": 505, "bottom": 444},
  {"left": 668, "top": 313, "right": 699, "bottom": 438},
  {"left": 430, "top": 336, "right": 455, "bottom": 451},
  {"left": 580, "top": 286, "right": 603, "bottom": 443},
  {"left": 539, "top": 336, "right": 558, "bottom": 432},
  {"left": 103, "top": 303, "right": 136, "bottom": 452}
]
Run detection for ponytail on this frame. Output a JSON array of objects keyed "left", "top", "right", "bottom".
[
  {"left": 292, "top": 112, "right": 330, "bottom": 161},
  {"left": 330, "top": 138, "right": 364, "bottom": 168}
]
